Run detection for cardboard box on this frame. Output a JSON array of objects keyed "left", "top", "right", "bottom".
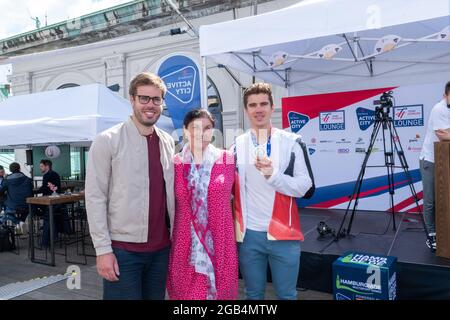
[{"left": 332, "top": 252, "right": 397, "bottom": 300}]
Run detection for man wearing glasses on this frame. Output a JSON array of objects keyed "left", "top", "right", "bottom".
[{"left": 86, "top": 72, "right": 175, "bottom": 299}]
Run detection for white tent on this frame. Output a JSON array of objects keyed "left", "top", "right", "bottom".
[
  {"left": 199, "top": 0, "right": 450, "bottom": 213},
  {"left": 0, "top": 83, "right": 175, "bottom": 148},
  {"left": 200, "top": 0, "right": 450, "bottom": 95}
]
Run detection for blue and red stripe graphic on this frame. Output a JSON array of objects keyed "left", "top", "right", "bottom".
[{"left": 298, "top": 169, "right": 422, "bottom": 212}]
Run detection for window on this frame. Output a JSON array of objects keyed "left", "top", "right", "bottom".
[
  {"left": 207, "top": 77, "right": 223, "bottom": 132},
  {"left": 57, "top": 83, "right": 80, "bottom": 90},
  {"left": 0, "top": 149, "right": 15, "bottom": 174}
]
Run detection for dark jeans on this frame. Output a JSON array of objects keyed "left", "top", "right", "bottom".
[
  {"left": 40, "top": 205, "right": 73, "bottom": 247},
  {"left": 103, "top": 246, "right": 170, "bottom": 300}
]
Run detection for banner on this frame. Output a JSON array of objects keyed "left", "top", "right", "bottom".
[
  {"left": 157, "top": 54, "right": 202, "bottom": 131},
  {"left": 282, "top": 82, "right": 444, "bottom": 212}
]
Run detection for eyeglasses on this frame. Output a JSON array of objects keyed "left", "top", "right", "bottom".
[{"left": 134, "top": 95, "right": 164, "bottom": 106}]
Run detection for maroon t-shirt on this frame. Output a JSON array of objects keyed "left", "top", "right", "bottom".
[{"left": 112, "top": 132, "right": 171, "bottom": 252}]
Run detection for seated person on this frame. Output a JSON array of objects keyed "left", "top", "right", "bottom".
[
  {"left": 0, "top": 162, "right": 33, "bottom": 226},
  {"left": 36, "top": 159, "right": 72, "bottom": 246},
  {"left": 38, "top": 159, "right": 61, "bottom": 195}
]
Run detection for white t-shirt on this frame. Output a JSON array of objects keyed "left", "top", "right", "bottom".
[
  {"left": 420, "top": 99, "right": 450, "bottom": 163},
  {"left": 245, "top": 141, "right": 276, "bottom": 232}
]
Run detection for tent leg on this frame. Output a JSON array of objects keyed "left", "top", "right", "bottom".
[{"left": 201, "top": 56, "right": 208, "bottom": 109}]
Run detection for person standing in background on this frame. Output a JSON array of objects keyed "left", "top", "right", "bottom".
[{"left": 419, "top": 81, "right": 450, "bottom": 252}]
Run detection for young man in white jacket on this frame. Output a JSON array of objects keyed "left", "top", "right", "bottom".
[{"left": 233, "top": 83, "right": 312, "bottom": 300}]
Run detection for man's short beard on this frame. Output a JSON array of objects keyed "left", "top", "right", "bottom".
[{"left": 134, "top": 110, "right": 160, "bottom": 127}]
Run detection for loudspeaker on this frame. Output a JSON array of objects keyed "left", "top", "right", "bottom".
[{"left": 26, "top": 150, "right": 33, "bottom": 165}]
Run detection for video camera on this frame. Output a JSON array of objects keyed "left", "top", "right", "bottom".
[
  {"left": 373, "top": 91, "right": 394, "bottom": 118},
  {"left": 373, "top": 91, "right": 394, "bottom": 108}
]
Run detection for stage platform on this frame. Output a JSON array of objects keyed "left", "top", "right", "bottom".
[{"left": 297, "top": 208, "right": 450, "bottom": 299}]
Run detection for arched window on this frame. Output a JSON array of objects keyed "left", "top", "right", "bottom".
[{"left": 57, "top": 83, "right": 80, "bottom": 90}]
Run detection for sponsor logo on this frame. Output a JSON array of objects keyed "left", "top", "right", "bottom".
[
  {"left": 335, "top": 275, "right": 376, "bottom": 295},
  {"left": 341, "top": 253, "right": 388, "bottom": 267},
  {"left": 355, "top": 137, "right": 365, "bottom": 145},
  {"left": 370, "top": 147, "right": 381, "bottom": 153},
  {"left": 319, "top": 140, "right": 335, "bottom": 144},
  {"left": 356, "top": 107, "right": 375, "bottom": 131},
  {"left": 319, "top": 149, "right": 335, "bottom": 153},
  {"left": 319, "top": 111, "right": 345, "bottom": 131},
  {"left": 338, "top": 148, "right": 350, "bottom": 154},
  {"left": 308, "top": 148, "right": 316, "bottom": 155},
  {"left": 336, "top": 138, "right": 351, "bottom": 144},
  {"left": 409, "top": 134, "right": 421, "bottom": 143},
  {"left": 355, "top": 148, "right": 366, "bottom": 153},
  {"left": 393, "top": 105, "right": 424, "bottom": 127},
  {"left": 311, "top": 138, "right": 317, "bottom": 144},
  {"left": 335, "top": 293, "right": 351, "bottom": 300},
  {"left": 288, "top": 111, "right": 310, "bottom": 133},
  {"left": 408, "top": 146, "right": 422, "bottom": 152}
]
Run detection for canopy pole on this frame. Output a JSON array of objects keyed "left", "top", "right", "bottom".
[
  {"left": 285, "top": 68, "right": 291, "bottom": 89},
  {"left": 201, "top": 56, "right": 208, "bottom": 109},
  {"left": 26, "top": 146, "right": 34, "bottom": 185}
]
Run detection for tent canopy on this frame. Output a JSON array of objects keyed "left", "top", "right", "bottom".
[
  {"left": 200, "top": 0, "right": 450, "bottom": 94},
  {"left": 0, "top": 83, "right": 174, "bottom": 148}
]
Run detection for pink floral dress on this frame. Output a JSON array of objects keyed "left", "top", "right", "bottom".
[{"left": 167, "top": 150, "right": 238, "bottom": 300}]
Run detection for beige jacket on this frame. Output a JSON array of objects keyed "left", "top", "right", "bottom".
[{"left": 85, "top": 117, "right": 175, "bottom": 256}]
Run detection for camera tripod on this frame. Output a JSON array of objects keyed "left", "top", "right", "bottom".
[{"left": 335, "top": 92, "right": 422, "bottom": 241}]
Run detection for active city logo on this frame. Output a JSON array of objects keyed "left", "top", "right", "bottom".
[
  {"left": 162, "top": 66, "right": 197, "bottom": 104},
  {"left": 356, "top": 107, "right": 375, "bottom": 131},
  {"left": 288, "top": 111, "right": 310, "bottom": 133}
]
